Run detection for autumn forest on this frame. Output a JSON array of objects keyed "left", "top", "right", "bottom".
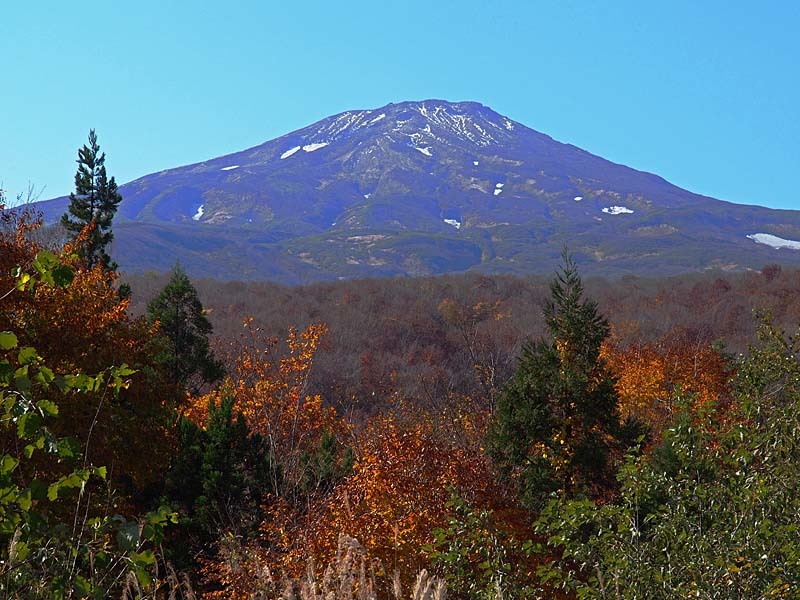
[{"left": 1, "top": 195, "right": 799, "bottom": 599}]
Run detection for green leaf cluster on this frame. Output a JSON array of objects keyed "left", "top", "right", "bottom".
[
  {"left": 11, "top": 249, "right": 75, "bottom": 295},
  {"left": 428, "top": 491, "right": 537, "bottom": 599}
]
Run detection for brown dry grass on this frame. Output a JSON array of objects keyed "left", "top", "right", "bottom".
[{"left": 292, "top": 534, "right": 446, "bottom": 600}]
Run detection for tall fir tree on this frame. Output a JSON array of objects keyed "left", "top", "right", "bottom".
[
  {"left": 487, "top": 249, "right": 628, "bottom": 510},
  {"left": 61, "top": 129, "right": 122, "bottom": 270},
  {"left": 147, "top": 263, "right": 225, "bottom": 393}
]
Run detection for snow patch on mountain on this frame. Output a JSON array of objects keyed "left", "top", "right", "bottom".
[
  {"left": 416, "top": 146, "right": 433, "bottom": 156},
  {"left": 444, "top": 219, "right": 461, "bottom": 229},
  {"left": 220, "top": 165, "right": 240, "bottom": 171},
  {"left": 574, "top": 196, "right": 583, "bottom": 201},
  {"left": 494, "top": 188, "right": 503, "bottom": 196},
  {"left": 192, "top": 205, "right": 204, "bottom": 221},
  {"left": 281, "top": 146, "right": 301, "bottom": 159},
  {"left": 747, "top": 233, "right": 800, "bottom": 250},
  {"left": 602, "top": 206, "right": 634, "bottom": 215},
  {"left": 279, "top": 142, "right": 330, "bottom": 159},
  {"left": 302, "top": 142, "right": 329, "bottom": 153},
  {"left": 473, "top": 161, "right": 479, "bottom": 166}
]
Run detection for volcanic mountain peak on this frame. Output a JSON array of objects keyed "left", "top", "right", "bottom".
[
  {"left": 32, "top": 99, "right": 800, "bottom": 283},
  {"left": 389, "top": 100, "right": 514, "bottom": 147},
  {"left": 264, "top": 100, "right": 520, "bottom": 165}
]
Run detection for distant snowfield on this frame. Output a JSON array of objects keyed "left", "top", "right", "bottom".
[
  {"left": 303, "top": 142, "right": 329, "bottom": 153},
  {"left": 574, "top": 196, "right": 583, "bottom": 202},
  {"left": 747, "top": 233, "right": 800, "bottom": 250},
  {"left": 280, "top": 142, "right": 329, "bottom": 159},
  {"left": 220, "top": 165, "right": 240, "bottom": 171},
  {"left": 444, "top": 218, "right": 461, "bottom": 229},
  {"left": 602, "top": 206, "right": 634, "bottom": 215},
  {"left": 280, "top": 146, "right": 301, "bottom": 159},
  {"left": 415, "top": 146, "right": 433, "bottom": 156},
  {"left": 192, "top": 205, "right": 204, "bottom": 221}
]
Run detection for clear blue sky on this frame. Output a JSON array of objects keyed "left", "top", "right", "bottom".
[{"left": 2, "top": 1, "right": 798, "bottom": 209}]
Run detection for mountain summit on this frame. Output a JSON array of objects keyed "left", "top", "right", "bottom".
[{"left": 36, "top": 100, "right": 800, "bottom": 282}]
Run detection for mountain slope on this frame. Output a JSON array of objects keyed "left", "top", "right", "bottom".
[{"left": 35, "top": 100, "right": 800, "bottom": 282}]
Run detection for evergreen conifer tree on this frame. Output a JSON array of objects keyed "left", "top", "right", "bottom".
[
  {"left": 165, "top": 397, "right": 277, "bottom": 544},
  {"left": 488, "top": 249, "right": 626, "bottom": 509},
  {"left": 147, "top": 263, "right": 224, "bottom": 392},
  {"left": 61, "top": 129, "right": 122, "bottom": 270},
  {"left": 163, "top": 396, "right": 276, "bottom": 566}
]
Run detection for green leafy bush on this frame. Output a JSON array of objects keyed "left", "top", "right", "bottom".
[
  {"left": 534, "top": 318, "right": 800, "bottom": 598},
  {"left": 0, "top": 251, "right": 184, "bottom": 598}
]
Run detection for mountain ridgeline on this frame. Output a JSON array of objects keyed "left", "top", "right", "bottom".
[{"left": 36, "top": 100, "right": 800, "bottom": 282}]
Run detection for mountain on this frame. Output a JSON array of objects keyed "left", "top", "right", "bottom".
[{"left": 34, "top": 99, "right": 800, "bottom": 283}]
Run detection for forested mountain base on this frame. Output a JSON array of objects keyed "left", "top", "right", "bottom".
[{"left": 127, "top": 265, "right": 800, "bottom": 418}]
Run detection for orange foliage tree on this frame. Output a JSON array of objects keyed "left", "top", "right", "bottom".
[
  {"left": 201, "top": 406, "right": 502, "bottom": 598},
  {"left": 277, "top": 407, "right": 502, "bottom": 585},
  {"left": 186, "top": 320, "right": 348, "bottom": 502},
  {"left": 0, "top": 206, "right": 175, "bottom": 497},
  {"left": 189, "top": 320, "right": 358, "bottom": 597},
  {"left": 601, "top": 328, "right": 733, "bottom": 437}
]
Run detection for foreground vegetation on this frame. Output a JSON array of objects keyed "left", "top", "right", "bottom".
[{"left": 2, "top": 196, "right": 799, "bottom": 597}]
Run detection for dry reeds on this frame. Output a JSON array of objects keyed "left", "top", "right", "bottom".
[{"left": 289, "top": 533, "right": 446, "bottom": 600}]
